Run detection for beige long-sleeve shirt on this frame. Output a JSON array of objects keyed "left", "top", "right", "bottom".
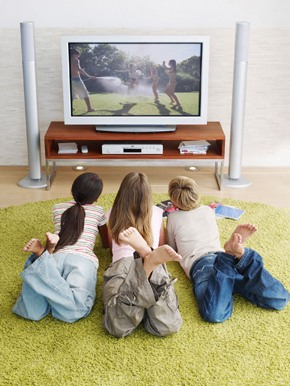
[{"left": 166, "top": 205, "right": 223, "bottom": 278}]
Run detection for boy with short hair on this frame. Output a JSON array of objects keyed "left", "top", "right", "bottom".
[{"left": 167, "top": 176, "right": 289, "bottom": 323}]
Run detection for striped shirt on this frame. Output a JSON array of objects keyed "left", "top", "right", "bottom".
[{"left": 52, "top": 201, "right": 107, "bottom": 267}]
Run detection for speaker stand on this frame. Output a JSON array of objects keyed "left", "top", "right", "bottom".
[
  {"left": 18, "top": 175, "right": 47, "bottom": 189},
  {"left": 223, "top": 174, "right": 252, "bottom": 188}
]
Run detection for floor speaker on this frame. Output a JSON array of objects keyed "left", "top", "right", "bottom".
[
  {"left": 18, "top": 21, "right": 47, "bottom": 189},
  {"left": 223, "top": 22, "right": 252, "bottom": 188}
]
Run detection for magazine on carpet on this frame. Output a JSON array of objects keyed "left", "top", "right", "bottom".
[
  {"left": 214, "top": 204, "right": 245, "bottom": 220},
  {"left": 209, "top": 201, "right": 245, "bottom": 220},
  {"left": 156, "top": 199, "right": 178, "bottom": 218},
  {"left": 156, "top": 200, "right": 245, "bottom": 220}
]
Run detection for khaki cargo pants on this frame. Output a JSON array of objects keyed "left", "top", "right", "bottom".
[{"left": 102, "top": 256, "right": 182, "bottom": 338}]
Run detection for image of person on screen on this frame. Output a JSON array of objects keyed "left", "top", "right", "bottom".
[
  {"left": 115, "top": 63, "right": 140, "bottom": 89},
  {"left": 145, "top": 67, "right": 159, "bottom": 101},
  {"left": 70, "top": 48, "right": 97, "bottom": 113},
  {"left": 162, "top": 59, "right": 180, "bottom": 106}
]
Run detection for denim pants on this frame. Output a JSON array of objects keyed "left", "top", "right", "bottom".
[
  {"left": 13, "top": 251, "right": 97, "bottom": 323},
  {"left": 190, "top": 248, "right": 289, "bottom": 323}
]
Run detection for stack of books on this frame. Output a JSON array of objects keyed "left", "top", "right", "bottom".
[
  {"left": 58, "top": 142, "right": 78, "bottom": 154},
  {"left": 178, "top": 140, "right": 211, "bottom": 154}
]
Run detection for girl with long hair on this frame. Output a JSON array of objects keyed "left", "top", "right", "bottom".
[
  {"left": 162, "top": 59, "right": 181, "bottom": 106},
  {"left": 13, "top": 172, "right": 109, "bottom": 323},
  {"left": 102, "top": 172, "right": 183, "bottom": 338}
]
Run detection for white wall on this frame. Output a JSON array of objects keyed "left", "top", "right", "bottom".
[
  {"left": 3, "top": 0, "right": 290, "bottom": 29},
  {"left": 1, "top": 0, "right": 290, "bottom": 167}
]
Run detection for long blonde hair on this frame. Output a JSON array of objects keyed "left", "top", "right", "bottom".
[{"left": 109, "top": 172, "right": 153, "bottom": 246}]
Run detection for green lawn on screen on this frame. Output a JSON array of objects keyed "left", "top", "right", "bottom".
[{"left": 72, "top": 92, "right": 199, "bottom": 117}]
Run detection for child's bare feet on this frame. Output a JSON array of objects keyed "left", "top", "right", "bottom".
[
  {"left": 143, "top": 245, "right": 182, "bottom": 278},
  {"left": 224, "top": 223, "right": 257, "bottom": 260},
  {"left": 119, "top": 227, "right": 182, "bottom": 277},
  {"left": 232, "top": 223, "right": 257, "bottom": 242},
  {"left": 23, "top": 239, "right": 45, "bottom": 258},
  {"left": 119, "top": 227, "right": 152, "bottom": 257},
  {"left": 224, "top": 233, "right": 244, "bottom": 259},
  {"left": 45, "top": 232, "right": 59, "bottom": 254}
]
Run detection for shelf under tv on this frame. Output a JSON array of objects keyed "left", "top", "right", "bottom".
[{"left": 44, "top": 121, "right": 225, "bottom": 191}]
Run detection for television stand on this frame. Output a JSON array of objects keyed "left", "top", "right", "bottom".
[{"left": 44, "top": 121, "right": 225, "bottom": 191}]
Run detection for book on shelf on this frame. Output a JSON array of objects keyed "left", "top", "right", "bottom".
[
  {"left": 178, "top": 140, "right": 211, "bottom": 154},
  {"left": 58, "top": 142, "right": 78, "bottom": 154},
  {"left": 179, "top": 149, "right": 207, "bottom": 154}
]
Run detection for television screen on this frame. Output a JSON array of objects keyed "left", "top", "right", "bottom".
[{"left": 61, "top": 35, "right": 209, "bottom": 130}]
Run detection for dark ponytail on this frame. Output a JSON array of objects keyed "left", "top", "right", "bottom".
[{"left": 55, "top": 173, "right": 103, "bottom": 251}]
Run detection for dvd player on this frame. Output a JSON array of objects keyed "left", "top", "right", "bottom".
[{"left": 102, "top": 141, "right": 163, "bottom": 155}]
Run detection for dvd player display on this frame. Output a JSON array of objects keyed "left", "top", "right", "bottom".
[{"left": 102, "top": 141, "right": 163, "bottom": 155}]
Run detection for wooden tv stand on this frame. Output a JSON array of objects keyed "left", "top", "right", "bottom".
[{"left": 44, "top": 121, "right": 225, "bottom": 191}]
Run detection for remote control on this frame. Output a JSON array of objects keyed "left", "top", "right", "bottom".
[{"left": 81, "top": 145, "right": 88, "bottom": 153}]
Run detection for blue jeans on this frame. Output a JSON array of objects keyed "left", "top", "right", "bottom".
[
  {"left": 13, "top": 251, "right": 97, "bottom": 323},
  {"left": 190, "top": 248, "right": 289, "bottom": 323}
]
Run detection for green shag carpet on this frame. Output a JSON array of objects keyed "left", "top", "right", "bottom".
[{"left": 1, "top": 194, "right": 290, "bottom": 386}]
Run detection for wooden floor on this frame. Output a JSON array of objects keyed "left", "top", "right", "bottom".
[{"left": 1, "top": 165, "right": 290, "bottom": 209}]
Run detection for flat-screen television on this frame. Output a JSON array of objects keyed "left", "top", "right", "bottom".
[{"left": 61, "top": 35, "right": 210, "bottom": 132}]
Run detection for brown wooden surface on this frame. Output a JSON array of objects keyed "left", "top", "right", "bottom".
[
  {"left": 45, "top": 121, "right": 225, "bottom": 160},
  {"left": 2, "top": 166, "right": 290, "bottom": 209}
]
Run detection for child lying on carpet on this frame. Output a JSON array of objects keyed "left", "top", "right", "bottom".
[
  {"left": 102, "top": 172, "right": 183, "bottom": 337},
  {"left": 166, "top": 176, "right": 290, "bottom": 323},
  {"left": 13, "top": 172, "right": 109, "bottom": 323}
]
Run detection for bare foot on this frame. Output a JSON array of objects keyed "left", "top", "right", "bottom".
[
  {"left": 232, "top": 223, "right": 257, "bottom": 243},
  {"left": 224, "top": 233, "right": 245, "bottom": 259},
  {"left": 45, "top": 232, "right": 59, "bottom": 254},
  {"left": 224, "top": 223, "right": 257, "bottom": 260},
  {"left": 119, "top": 227, "right": 152, "bottom": 257},
  {"left": 87, "top": 108, "right": 97, "bottom": 113},
  {"left": 143, "top": 245, "right": 182, "bottom": 278},
  {"left": 23, "top": 239, "right": 45, "bottom": 258}
]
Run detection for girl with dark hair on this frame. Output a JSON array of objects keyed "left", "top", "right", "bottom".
[
  {"left": 162, "top": 59, "right": 181, "bottom": 106},
  {"left": 102, "top": 172, "right": 183, "bottom": 338},
  {"left": 114, "top": 62, "right": 140, "bottom": 89},
  {"left": 13, "top": 173, "right": 109, "bottom": 323}
]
